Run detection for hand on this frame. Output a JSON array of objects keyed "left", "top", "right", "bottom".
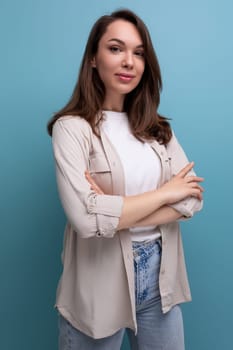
[
  {"left": 85, "top": 171, "right": 104, "bottom": 194},
  {"left": 158, "top": 162, "right": 204, "bottom": 204}
]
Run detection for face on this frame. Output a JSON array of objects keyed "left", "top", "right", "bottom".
[{"left": 92, "top": 19, "right": 145, "bottom": 110}]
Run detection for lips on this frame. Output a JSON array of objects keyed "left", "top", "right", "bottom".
[
  {"left": 115, "top": 73, "right": 135, "bottom": 82},
  {"left": 116, "top": 73, "right": 135, "bottom": 78}
]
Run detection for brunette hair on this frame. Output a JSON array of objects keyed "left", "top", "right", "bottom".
[{"left": 47, "top": 9, "right": 172, "bottom": 144}]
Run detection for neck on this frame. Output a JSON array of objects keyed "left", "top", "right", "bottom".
[
  {"left": 103, "top": 93, "right": 125, "bottom": 112},
  {"left": 103, "top": 108, "right": 125, "bottom": 113}
]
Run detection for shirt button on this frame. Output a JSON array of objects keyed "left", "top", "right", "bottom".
[{"left": 161, "top": 269, "right": 165, "bottom": 275}]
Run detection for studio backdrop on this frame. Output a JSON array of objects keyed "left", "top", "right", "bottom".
[{"left": 1, "top": 0, "right": 232, "bottom": 349}]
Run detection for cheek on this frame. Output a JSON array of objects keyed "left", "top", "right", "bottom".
[
  {"left": 96, "top": 61, "right": 114, "bottom": 84},
  {"left": 97, "top": 70, "right": 112, "bottom": 89},
  {"left": 135, "top": 65, "right": 145, "bottom": 85},
  {"left": 138, "top": 62, "right": 145, "bottom": 77}
]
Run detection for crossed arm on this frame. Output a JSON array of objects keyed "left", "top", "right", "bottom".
[{"left": 85, "top": 162, "right": 204, "bottom": 231}]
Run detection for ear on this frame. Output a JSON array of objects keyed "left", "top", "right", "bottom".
[{"left": 91, "top": 57, "right": 96, "bottom": 68}]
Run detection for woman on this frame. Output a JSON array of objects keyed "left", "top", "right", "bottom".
[{"left": 48, "top": 9, "right": 204, "bottom": 350}]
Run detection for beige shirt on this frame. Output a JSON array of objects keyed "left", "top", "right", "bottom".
[{"left": 52, "top": 115, "right": 203, "bottom": 339}]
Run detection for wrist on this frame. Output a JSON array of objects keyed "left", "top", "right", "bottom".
[{"left": 155, "top": 187, "right": 168, "bottom": 207}]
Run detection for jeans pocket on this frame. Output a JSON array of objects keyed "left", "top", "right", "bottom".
[{"left": 133, "top": 240, "right": 161, "bottom": 305}]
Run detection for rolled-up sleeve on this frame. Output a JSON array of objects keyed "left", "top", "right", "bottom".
[
  {"left": 52, "top": 118, "right": 124, "bottom": 238},
  {"left": 166, "top": 132, "right": 203, "bottom": 218}
]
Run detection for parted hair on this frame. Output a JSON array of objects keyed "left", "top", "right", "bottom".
[{"left": 47, "top": 9, "right": 172, "bottom": 144}]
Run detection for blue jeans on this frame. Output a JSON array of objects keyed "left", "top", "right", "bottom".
[{"left": 58, "top": 240, "right": 185, "bottom": 350}]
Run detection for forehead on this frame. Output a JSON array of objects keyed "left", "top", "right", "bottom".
[{"left": 100, "top": 19, "right": 143, "bottom": 45}]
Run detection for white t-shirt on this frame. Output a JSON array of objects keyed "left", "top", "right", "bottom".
[{"left": 101, "top": 110, "right": 161, "bottom": 241}]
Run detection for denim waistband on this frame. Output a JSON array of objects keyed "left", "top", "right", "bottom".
[
  {"left": 132, "top": 238, "right": 162, "bottom": 258},
  {"left": 132, "top": 238, "right": 161, "bottom": 253}
]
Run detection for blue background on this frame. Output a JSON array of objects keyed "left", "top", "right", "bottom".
[{"left": 1, "top": 0, "right": 232, "bottom": 349}]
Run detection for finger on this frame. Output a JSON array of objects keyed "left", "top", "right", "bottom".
[
  {"left": 188, "top": 181, "right": 204, "bottom": 191},
  {"left": 88, "top": 178, "right": 103, "bottom": 194},
  {"left": 85, "top": 170, "right": 91, "bottom": 180},
  {"left": 85, "top": 171, "right": 95, "bottom": 185},
  {"left": 85, "top": 171, "right": 98, "bottom": 189},
  {"left": 91, "top": 184, "right": 103, "bottom": 195},
  {"left": 85, "top": 171, "right": 105, "bottom": 194},
  {"left": 177, "top": 162, "right": 194, "bottom": 177},
  {"left": 186, "top": 176, "right": 204, "bottom": 183},
  {"left": 193, "top": 191, "right": 203, "bottom": 201},
  {"left": 192, "top": 192, "right": 203, "bottom": 201},
  {"left": 85, "top": 171, "right": 98, "bottom": 187},
  {"left": 197, "top": 185, "right": 204, "bottom": 192}
]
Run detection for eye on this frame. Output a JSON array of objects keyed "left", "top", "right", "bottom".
[
  {"left": 135, "top": 50, "right": 144, "bottom": 58},
  {"left": 109, "top": 46, "right": 122, "bottom": 54}
]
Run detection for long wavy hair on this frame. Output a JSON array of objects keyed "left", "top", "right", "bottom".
[{"left": 47, "top": 9, "right": 172, "bottom": 144}]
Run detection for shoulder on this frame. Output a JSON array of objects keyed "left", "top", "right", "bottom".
[
  {"left": 54, "top": 115, "right": 92, "bottom": 132},
  {"left": 53, "top": 115, "right": 93, "bottom": 141},
  {"left": 166, "top": 130, "right": 181, "bottom": 150}
]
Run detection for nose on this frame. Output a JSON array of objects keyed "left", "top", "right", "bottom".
[{"left": 122, "top": 51, "right": 134, "bottom": 69}]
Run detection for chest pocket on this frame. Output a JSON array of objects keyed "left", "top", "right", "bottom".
[{"left": 89, "top": 154, "right": 112, "bottom": 195}]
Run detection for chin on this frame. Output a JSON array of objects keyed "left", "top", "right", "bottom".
[{"left": 118, "top": 86, "right": 137, "bottom": 95}]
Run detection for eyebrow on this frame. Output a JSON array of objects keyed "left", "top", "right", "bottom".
[{"left": 107, "top": 38, "right": 144, "bottom": 48}]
